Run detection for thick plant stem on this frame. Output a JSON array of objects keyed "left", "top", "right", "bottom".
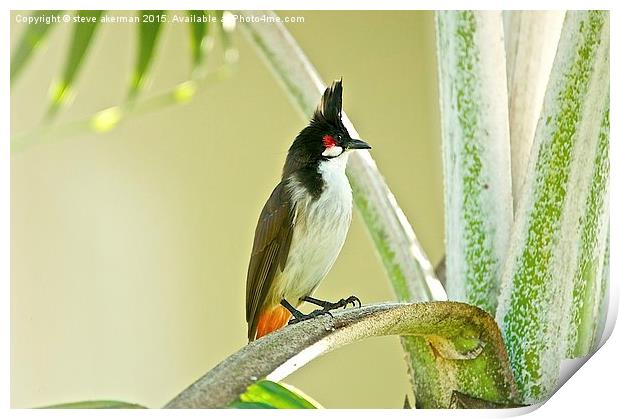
[
  {"left": 566, "top": 99, "right": 610, "bottom": 357},
  {"left": 592, "top": 230, "right": 610, "bottom": 351},
  {"left": 436, "top": 11, "right": 513, "bottom": 315},
  {"left": 503, "top": 11, "right": 565, "bottom": 210},
  {"left": 165, "top": 302, "right": 519, "bottom": 408},
  {"left": 495, "top": 11, "right": 609, "bottom": 403},
  {"left": 238, "top": 10, "right": 445, "bottom": 304}
]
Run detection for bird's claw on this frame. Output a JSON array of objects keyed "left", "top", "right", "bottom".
[
  {"left": 336, "top": 295, "right": 361, "bottom": 309},
  {"left": 288, "top": 308, "right": 333, "bottom": 325},
  {"left": 344, "top": 295, "right": 361, "bottom": 308}
]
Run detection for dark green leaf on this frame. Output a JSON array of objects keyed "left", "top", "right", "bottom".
[
  {"left": 129, "top": 10, "right": 165, "bottom": 98},
  {"left": 228, "top": 401, "right": 275, "bottom": 409},
  {"left": 47, "top": 10, "right": 104, "bottom": 118},
  {"left": 231, "top": 380, "right": 319, "bottom": 409},
  {"left": 10, "top": 10, "right": 63, "bottom": 85},
  {"left": 41, "top": 400, "right": 146, "bottom": 409},
  {"left": 186, "top": 10, "right": 212, "bottom": 72}
]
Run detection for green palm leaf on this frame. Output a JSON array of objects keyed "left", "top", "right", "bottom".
[
  {"left": 230, "top": 380, "right": 320, "bottom": 409},
  {"left": 10, "top": 10, "right": 63, "bottom": 85},
  {"left": 47, "top": 10, "right": 104, "bottom": 118},
  {"left": 187, "top": 10, "right": 213, "bottom": 76},
  {"left": 129, "top": 10, "right": 165, "bottom": 99}
]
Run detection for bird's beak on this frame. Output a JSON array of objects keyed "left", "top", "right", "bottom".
[{"left": 347, "top": 139, "right": 371, "bottom": 150}]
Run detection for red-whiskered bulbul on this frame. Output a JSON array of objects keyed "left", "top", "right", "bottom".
[{"left": 245, "top": 80, "right": 371, "bottom": 341}]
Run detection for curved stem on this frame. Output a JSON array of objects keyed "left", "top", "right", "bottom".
[{"left": 164, "top": 302, "right": 519, "bottom": 408}]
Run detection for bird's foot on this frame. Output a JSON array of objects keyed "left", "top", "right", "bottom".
[
  {"left": 287, "top": 308, "right": 334, "bottom": 325},
  {"left": 282, "top": 296, "right": 361, "bottom": 326},
  {"left": 302, "top": 295, "right": 361, "bottom": 311},
  {"left": 333, "top": 295, "right": 362, "bottom": 310}
]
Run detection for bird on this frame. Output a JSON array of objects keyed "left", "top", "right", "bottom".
[{"left": 245, "top": 79, "right": 371, "bottom": 342}]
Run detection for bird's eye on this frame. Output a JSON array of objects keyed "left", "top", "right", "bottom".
[
  {"left": 321, "top": 134, "right": 344, "bottom": 157},
  {"left": 336, "top": 134, "right": 343, "bottom": 141}
]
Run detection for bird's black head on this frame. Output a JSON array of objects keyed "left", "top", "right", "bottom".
[{"left": 283, "top": 80, "right": 370, "bottom": 176}]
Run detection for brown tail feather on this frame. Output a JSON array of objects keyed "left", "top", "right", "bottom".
[{"left": 255, "top": 306, "right": 291, "bottom": 340}]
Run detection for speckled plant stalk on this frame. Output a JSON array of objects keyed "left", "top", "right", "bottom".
[
  {"left": 495, "top": 11, "right": 609, "bottom": 403},
  {"left": 237, "top": 10, "right": 446, "bottom": 303},
  {"left": 503, "top": 11, "right": 565, "bottom": 210},
  {"left": 567, "top": 100, "right": 610, "bottom": 358},
  {"left": 592, "top": 231, "right": 610, "bottom": 350},
  {"left": 436, "top": 11, "right": 513, "bottom": 315}
]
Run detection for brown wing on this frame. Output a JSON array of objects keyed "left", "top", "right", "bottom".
[{"left": 246, "top": 181, "right": 295, "bottom": 340}]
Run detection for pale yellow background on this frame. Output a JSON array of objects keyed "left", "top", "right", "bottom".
[{"left": 11, "top": 11, "right": 443, "bottom": 408}]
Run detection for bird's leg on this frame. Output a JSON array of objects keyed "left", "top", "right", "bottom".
[
  {"left": 281, "top": 299, "right": 334, "bottom": 325},
  {"left": 281, "top": 299, "right": 305, "bottom": 319},
  {"left": 302, "top": 295, "right": 362, "bottom": 311}
]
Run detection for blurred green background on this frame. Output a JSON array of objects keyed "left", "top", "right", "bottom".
[{"left": 10, "top": 11, "right": 443, "bottom": 408}]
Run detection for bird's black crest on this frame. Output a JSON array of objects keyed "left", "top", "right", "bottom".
[
  {"left": 313, "top": 79, "right": 344, "bottom": 127},
  {"left": 282, "top": 78, "right": 348, "bottom": 180}
]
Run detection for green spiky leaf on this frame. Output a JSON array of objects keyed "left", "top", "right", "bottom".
[
  {"left": 10, "top": 10, "right": 63, "bottom": 85},
  {"left": 129, "top": 10, "right": 165, "bottom": 98},
  {"left": 187, "top": 10, "right": 213, "bottom": 74},
  {"left": 230, "top": 380, "right": 320, "bottom": 409},
  {"left": 47, "top": 10, "right": 104, "bottom": 117}
]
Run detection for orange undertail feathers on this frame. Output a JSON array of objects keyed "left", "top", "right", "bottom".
[{"left": 255, "top": 305, "right": 292, "bottom": 339}]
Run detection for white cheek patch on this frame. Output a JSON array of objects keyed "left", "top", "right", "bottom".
[{"left": 322, "top": 146, "right": 343, "bottom": 157}]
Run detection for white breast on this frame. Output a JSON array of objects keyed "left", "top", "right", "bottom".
[{"left": 274, "top": 153, "right": 353, "bottom": 304}]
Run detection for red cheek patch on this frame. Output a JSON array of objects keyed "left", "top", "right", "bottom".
[{"left": 322, "top": 135, "right": 336, "bottom": 148}]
